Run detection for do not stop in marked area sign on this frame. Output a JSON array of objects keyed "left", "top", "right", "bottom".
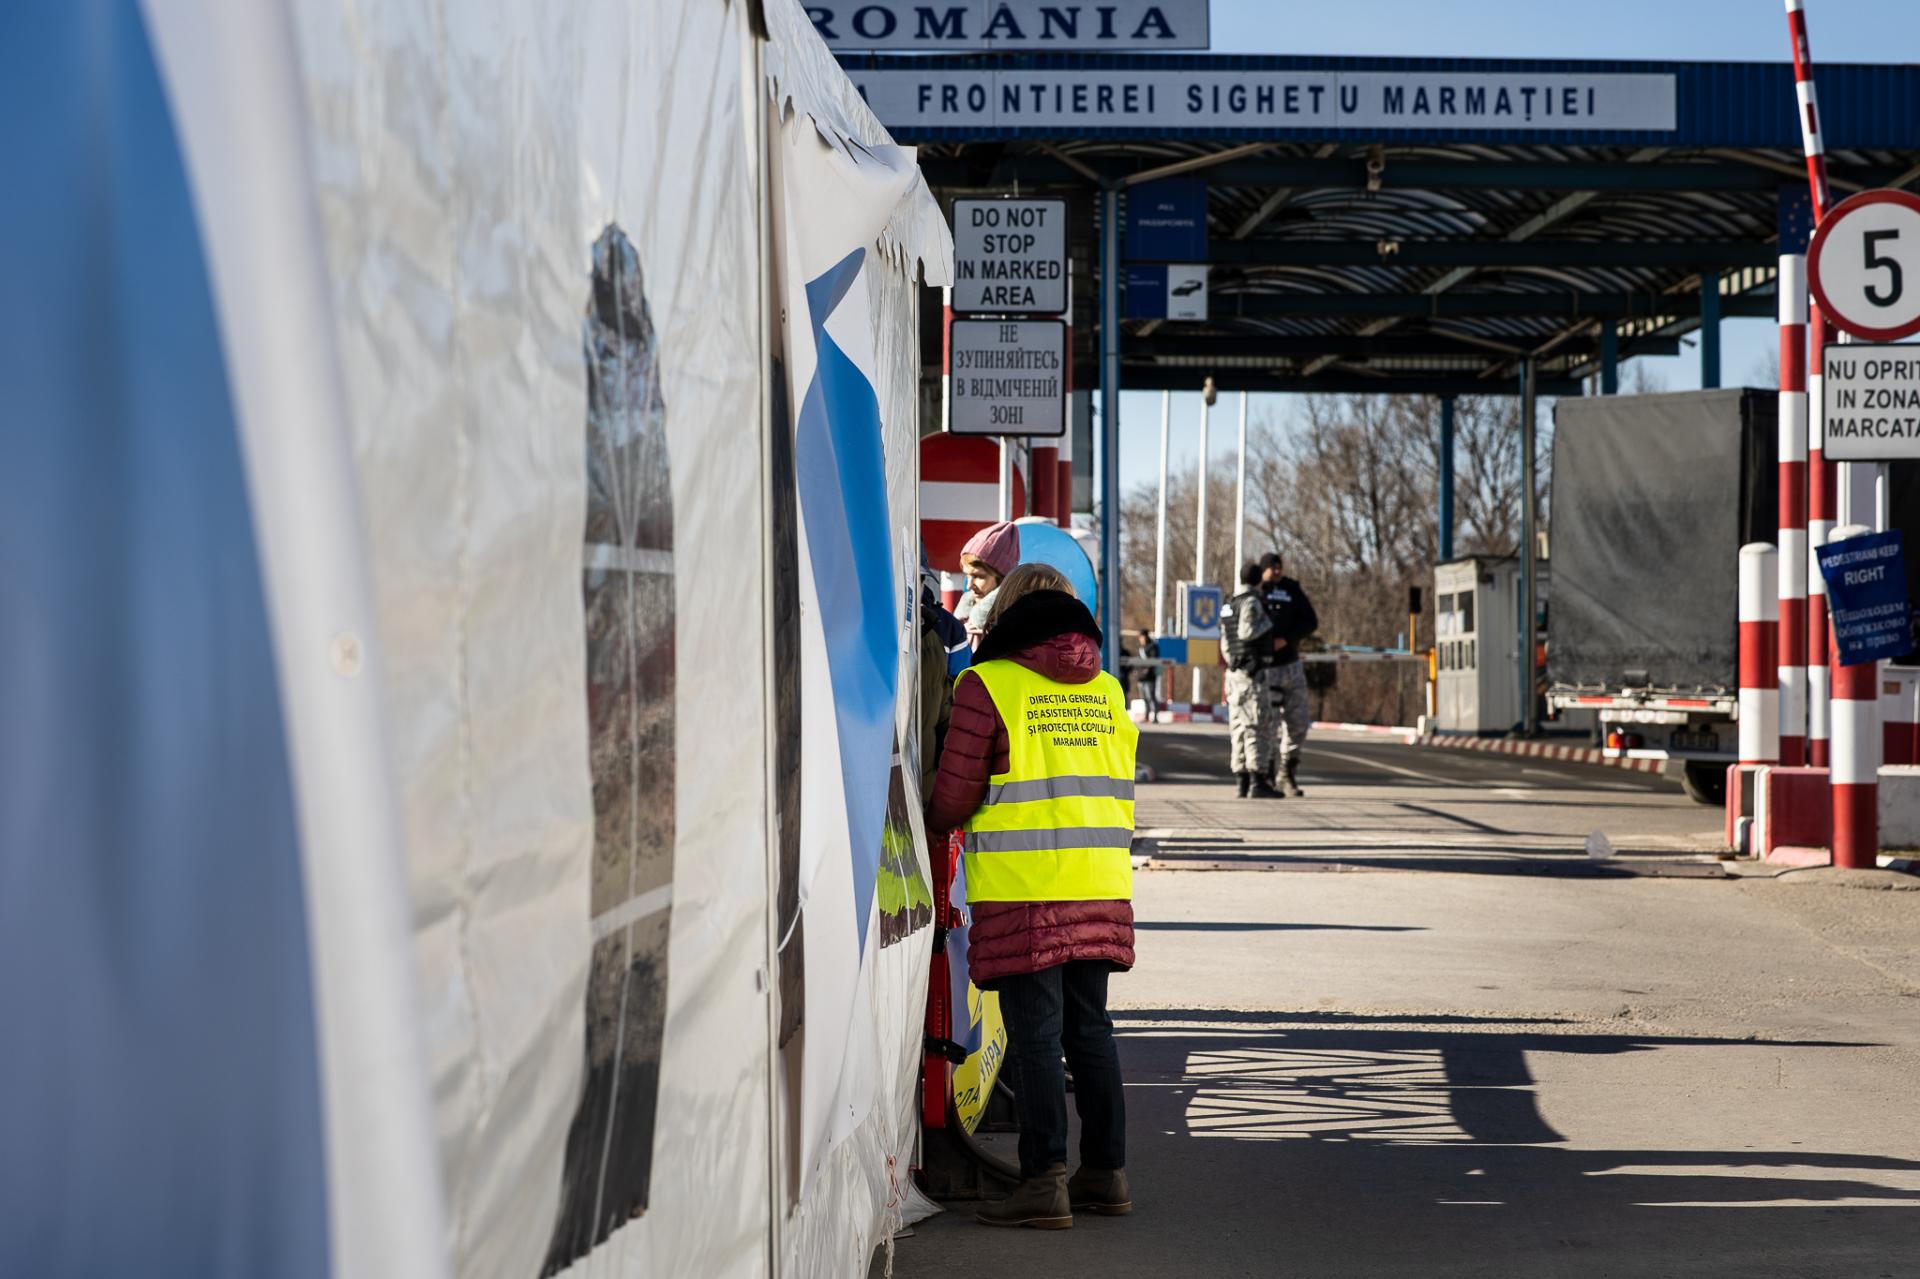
[
  {"left": 947, "top": 318, "right": 1066, "bottom": 437},
  {"left": 1808, "top": 189, "right": 1920, "bottom": 342},
  {"left": 952, "top": 198, "right": 1067, "bottom": 314}
]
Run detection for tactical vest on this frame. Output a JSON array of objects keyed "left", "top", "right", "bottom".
[{"left": 961, "top": 658, "right": 1139, "bottom": 903}]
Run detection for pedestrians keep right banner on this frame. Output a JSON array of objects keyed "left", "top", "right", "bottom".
[{"left": 1817, "top": 529, "right": 1915, "bottom": 665}]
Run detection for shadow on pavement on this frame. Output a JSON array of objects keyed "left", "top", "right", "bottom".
[
  {"left": 887, "top": 1019, "right": 1910, "bottom": 1278},
  {"left": 1141, "top": 851, "right": 1726, "bottom": 879}
]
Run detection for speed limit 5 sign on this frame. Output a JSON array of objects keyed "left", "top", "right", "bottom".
[{"left": 1809, "top": 189, "right": 1920, "bottom": 342}]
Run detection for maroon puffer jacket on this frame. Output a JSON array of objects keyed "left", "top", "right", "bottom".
[{"left": 925, "top": 629, "right": 1135, "bottom": 988}]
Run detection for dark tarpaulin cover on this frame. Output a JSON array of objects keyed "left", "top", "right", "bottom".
[{"left": 1548, "top": 389, "right": 1776, "bottom": 692}]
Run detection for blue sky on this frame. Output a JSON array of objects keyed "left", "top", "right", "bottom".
[{"left": 1113, "top": 0, "right": 1920, "bottom": 496}]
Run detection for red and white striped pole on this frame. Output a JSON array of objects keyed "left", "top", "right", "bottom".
[
  {"left": 1030, "top": 263, "right": 1070, "bottom": 522},
  {"left": 1829, "top": 524, "right": 1880, "bottom": 868},
  {"left": 1786, "top": 0, "right": 1836, "bottom": 766},
  {"left": 1740, "top": 543, "right": 1781, "bottom": 765},
  {"left": 1807, "top": 310, "right": 1835, "bottom": 766},
  {"left": 1778, "top": 254, "right": 1809, "bottom": 765}
]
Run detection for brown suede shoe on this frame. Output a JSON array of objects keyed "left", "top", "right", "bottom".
[
  {"left": 1067, "top": 1165, "right": 1132, "bottom": 1216},
  {"left": 975, "top": 1165, "right": 1072, "bottom": 1229}
]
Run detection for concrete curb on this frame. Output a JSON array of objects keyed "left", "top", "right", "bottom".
[
  {"left": 1411, "top": 733, "right": 1675, "bottom": 776},
  {"left": 1313, "top": 721, "right": 1419, "bottom": 740},
  {"left": 1774, "top": 865, "right": 1920, "bottom": 890}
]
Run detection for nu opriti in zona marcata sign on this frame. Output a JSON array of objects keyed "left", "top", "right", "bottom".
[{"left": 1823, "top": 344, "right": 1920, "bottom": 461}]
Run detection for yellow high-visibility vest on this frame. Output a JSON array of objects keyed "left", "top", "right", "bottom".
[{"left": 961, "top": 658, "right": 1139, "bottom": 903}]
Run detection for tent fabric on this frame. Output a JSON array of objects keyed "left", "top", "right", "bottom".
[
  {"left": 776, "top": 102, "right": 940, "bottom": 1270},
  {"left": 761, "top": 0, "right": 954, "bottom": 289},
  {"left": 8, "top": 0, "right": 950, "bottom": 1274},
  {"left": 0, "top": 5, "right": 335, "bottom": 1273}
]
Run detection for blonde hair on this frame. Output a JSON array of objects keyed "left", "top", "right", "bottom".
[{"left": 984, "top": 562, "right": 1074, "bottom": 630}]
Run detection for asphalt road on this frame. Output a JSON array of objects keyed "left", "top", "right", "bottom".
[{"left": 883, "top": 727, "right": 1920, "bottom": 1279}]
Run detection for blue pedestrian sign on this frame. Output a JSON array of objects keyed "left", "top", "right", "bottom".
[{"left": 1817, "top": 529, "right": 1914, "bottom": 665}]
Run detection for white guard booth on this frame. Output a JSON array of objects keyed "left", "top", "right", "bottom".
[
  {"left": 1434, "top": 556, "right": 1534, "bottom": 735},
  {"left": 0, "top": 1, "right": 953, "bottom": 1277}
]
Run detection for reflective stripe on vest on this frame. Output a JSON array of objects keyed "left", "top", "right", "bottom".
[{"left": 962, "top": 658, "right": 1139, "bottom": 904}]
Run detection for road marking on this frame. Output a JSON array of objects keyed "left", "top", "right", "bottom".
[{"left": 1315, "top": 748, "right": 1459, "bottom": 786}]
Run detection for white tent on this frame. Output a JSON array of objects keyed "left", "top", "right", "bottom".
[{"left": 1, "top": 0, "right": 952, "bottom": 1275}]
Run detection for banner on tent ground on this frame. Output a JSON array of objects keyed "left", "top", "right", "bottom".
[{"left": 778, "top": 109, "right": 928, "bottom": 1194}]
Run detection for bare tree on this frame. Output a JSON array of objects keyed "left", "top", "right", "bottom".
[{"left": 1121, "top": 391, "right": 1550, "bottom": 722}]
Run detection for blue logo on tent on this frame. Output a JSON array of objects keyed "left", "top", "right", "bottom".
[{"left": 795, "top": 247, "right": 900, "bottom": 954}]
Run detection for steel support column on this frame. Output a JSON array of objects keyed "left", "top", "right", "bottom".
[
  {"left": 1439, "top": 396, "right": 1456, "bottom": 562},
  {"left": 1600, "top": 319, "right": 1619, "bottom": 394},
  {"left": 1700, "top": 269, "right": 1722, "bottom": 388},
  {"left": 1099, "top": 183, "right": 1122, "bottom": 671},
  {"left": 1520, "top": 361, "right": 1539, "bottom": 737}
]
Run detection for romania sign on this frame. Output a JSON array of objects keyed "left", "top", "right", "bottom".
[{"left": 808, "top": 1, "right": 1209, "bottom": 50}]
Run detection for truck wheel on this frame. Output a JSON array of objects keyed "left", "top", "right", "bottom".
[{"left": 1680, "top": 760, "right": 1726, "bottom": 806}]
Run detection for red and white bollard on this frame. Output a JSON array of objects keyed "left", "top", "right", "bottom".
[
  {"left": 1739, "top": 543, "right": 1781, "bottom": 765},
  {"left": 1828, "top": 523, "right": 1880, "bottom": 869},
  {"left": 1777, "top": 254, "right": 1809, "bottom": 766}
]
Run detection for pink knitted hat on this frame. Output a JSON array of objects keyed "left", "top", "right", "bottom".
[{"left": 959, "top": 521, "right": 1020, "bottom": 577}]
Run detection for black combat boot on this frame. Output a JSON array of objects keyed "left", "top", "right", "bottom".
[
  {"left": 1283, "top": 760, "right": 1305, "bottom": 797},
  {"left": 1249, "top": 773, "right": 1283, "bottom": 799},
  {"left": 1236, "top": 771, "right": 1252, "bottom": 798}
]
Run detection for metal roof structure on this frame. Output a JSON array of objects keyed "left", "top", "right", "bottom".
[{"left": 861, "top": 55, "right": 1920, "bottom": 396}]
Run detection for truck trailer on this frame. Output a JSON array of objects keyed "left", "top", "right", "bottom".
[{"left": 1547, "top": 389, "right": 1778, "bottom": 805}]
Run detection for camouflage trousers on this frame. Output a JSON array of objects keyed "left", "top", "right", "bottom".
[
  {"left": 1266, "top": 660, "right": 1312, "bottom": 771},
  {"left": 1225, "top": 668, "right": 1272, "bottom": 775}
]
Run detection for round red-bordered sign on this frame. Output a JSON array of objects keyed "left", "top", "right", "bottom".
[{"left": 1808, "top": 188, "right": 1920, "bottom": 342}]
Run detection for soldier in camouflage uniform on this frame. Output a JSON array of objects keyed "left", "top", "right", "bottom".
[
  {"left": 1258, "top": 552, "right": 1320, "bottom": 796},
  {"left": 1223, "top": 561, "right": 1282, "bottom": 799}
]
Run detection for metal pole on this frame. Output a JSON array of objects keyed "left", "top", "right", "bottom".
[
  {"left": 1787, "top": 0, "right": 1835, "bottom": 769},
  {"left": 1808, "top": 308, "right": 1834, "bottom": 766},
  {"left": 1830, "top": 521, "right": 1881, "bottom": 869},
  {"left": 1153, "top": 390, "right": 1171, "bottom": 636},
  {"left": 1778, "top": 252, "right": 1809, "bottom": 766},
  {"left": 1192, "top": 391, "right": 1211, "bottom": 704},
  {"left": 1233, "top": 391, "right": 1249, "bottom": 572},
  {"left": 1438, "top": 396, "right": 1456, "bottom": 562},
  {"left": 997, "top": 438, "right": 1013, "bottom": 521},
  {"left": 1520, "top": 361, "right": 1538, "bottom": 737},
  {"left": 1700, "top": 269, "right": 1721, "bottom": 389},
  {"left": 1600, "top": 319, "right": 1619, "bottom": 395},
  {"left": 1099, "top": 182, "right": 1123, "bottom": 672}
]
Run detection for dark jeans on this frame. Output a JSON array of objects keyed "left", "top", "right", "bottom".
[{"left": 996, "top": 961, "right": 1127, "bottom": 1179}]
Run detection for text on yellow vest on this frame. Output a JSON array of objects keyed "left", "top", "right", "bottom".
[{"left": 961, "top": 658, "right": 1139, "bottom": 903}]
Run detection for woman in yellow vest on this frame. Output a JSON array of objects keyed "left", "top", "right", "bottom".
[{"left": 925, "top": 562, "right": 1140, "bottom": 1229}]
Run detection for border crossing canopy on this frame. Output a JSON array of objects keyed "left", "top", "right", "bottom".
[{"left": 857, "top": 53, "right": 1920, "bottom": 398}]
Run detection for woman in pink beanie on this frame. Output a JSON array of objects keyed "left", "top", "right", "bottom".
[{"left": 956, "top": 521, "right": 1020, "bottom": 650}]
